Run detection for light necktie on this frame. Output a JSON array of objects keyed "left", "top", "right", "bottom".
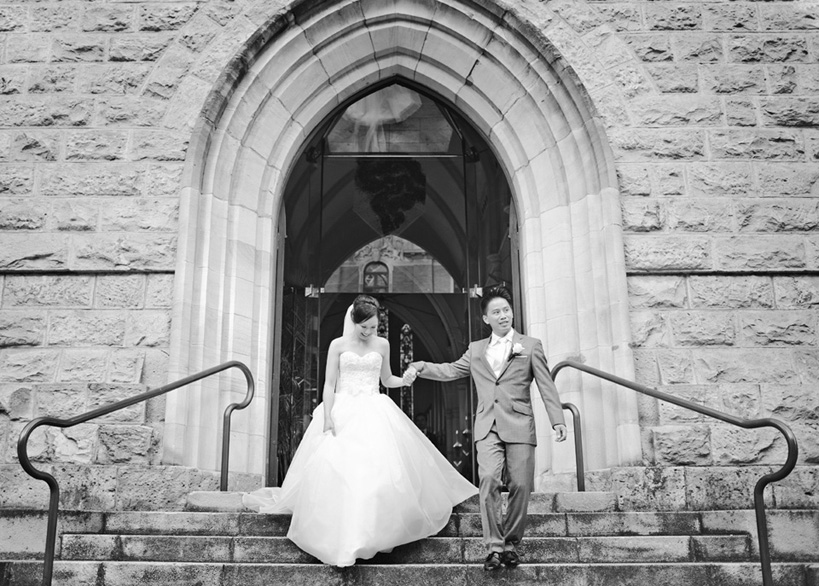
[{"left": 491, "top": 337, "right": 508, "bottom": 376}]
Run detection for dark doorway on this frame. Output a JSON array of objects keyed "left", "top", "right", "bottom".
[{"left": 271, "top": 81, "right": 520, "bottom": 486}]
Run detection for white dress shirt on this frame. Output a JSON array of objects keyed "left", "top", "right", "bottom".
[{"left": 486, "top": 330, "right": 514, "bottom": 377}]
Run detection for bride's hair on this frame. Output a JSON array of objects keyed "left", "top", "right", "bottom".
[{"left": 351, "top": 294, "right": 379, "bottom": 324}]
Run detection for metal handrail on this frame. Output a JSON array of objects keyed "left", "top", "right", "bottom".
[
  {"left": 16, "top": 360, "right": 255, "bottom": 586},
  {"left": 551, "top": 359, "right": 799, "bottom": 586},
  {"left": 560, "top": 401, "right": 585, "bottom": 492}
]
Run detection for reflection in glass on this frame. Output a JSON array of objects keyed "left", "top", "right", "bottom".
[
  {"left": 326, "top": 84, "right": 460, "bottom": 154},
  {"left": 325, "top": 236, "right": 457, "bottom": 294},
  {"left": 353, "top": 158, "right": 426, "bottom": 236}
]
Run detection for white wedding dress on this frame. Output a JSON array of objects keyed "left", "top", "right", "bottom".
[{"left": 243, "top": 351, "right": 478, "bottom": 567}]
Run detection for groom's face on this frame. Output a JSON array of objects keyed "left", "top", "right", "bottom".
[{"left": 482, "top": 297, "right": 513, "bottom": 337}]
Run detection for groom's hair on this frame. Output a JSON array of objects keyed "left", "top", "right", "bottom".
[{"left": 480, "top": 285, "right": 513, "bottom": 315}]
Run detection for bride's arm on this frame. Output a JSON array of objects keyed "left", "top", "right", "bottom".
[
  {"left": 322, "top": 340, "right": 341, "bottom": 433},
  {"left": 379, "top": 339, "right": 405, "bottom": 388}
]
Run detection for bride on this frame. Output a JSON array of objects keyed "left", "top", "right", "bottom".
[{"left": 244, "top": 294, "right": 478, "bottom": 566}]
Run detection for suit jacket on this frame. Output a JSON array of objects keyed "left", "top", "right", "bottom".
[{"left": 418, "top": 331, "right": 565, "bottom": 445}]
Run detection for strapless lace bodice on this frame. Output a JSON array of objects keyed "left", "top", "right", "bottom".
[{"left": 336, "top": 351, "right": 382, "bottom": 396}]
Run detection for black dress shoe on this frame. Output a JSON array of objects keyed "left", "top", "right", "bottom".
[
  {"left": 501, "top": 550, "right": 520, "bottom": 567},
  {"left": 483, "top": 552, "right": 503, "bottom": 571}
]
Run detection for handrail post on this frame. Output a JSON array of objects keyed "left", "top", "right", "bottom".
[
  {"left": 755, "top": 485, "right": 773, "bottom": 586},
  {"left": 753, "top": 419, "right": 799, "bottom": 586},
  {"left": 17, "top": 421, "right": 60, "bottom": 586},
  {"left": 41, "top": 476, "right": 59, "bottom": 586},
  {"left": 561, "top": 402, "right": 585, "bottom": 492},
  {"left": 221, "top": 408, "right": 232, "bottom": 492},
  {"left": 219, "top": 362, "right": 255, "bottom": 491}
]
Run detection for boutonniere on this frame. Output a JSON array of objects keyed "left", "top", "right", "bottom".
[{"left": 510, "top": 343, "right": 525, "bottom": 358}]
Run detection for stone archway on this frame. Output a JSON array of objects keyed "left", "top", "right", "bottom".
[{"left": 164, "top": 0, "right": 641, "bottom": 487}]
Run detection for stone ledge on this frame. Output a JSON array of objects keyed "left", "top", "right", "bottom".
[
  {"left": 579, "top": 465, "right": 819, "bottom": 512},
  {"left": 0, "top": 464, "right": 262, "bottom": 512},
  {"left": 2, "top": 464, "right": 816, "bottom": 513},
  {"left": 186, "top": 491, "right": 246, "bottom": 513},
  {"left": 807, "top": 564, "right": 819, "bottom": 586},
  {"left": 555, "top": 492, "right": 618, "bottom": 513}
]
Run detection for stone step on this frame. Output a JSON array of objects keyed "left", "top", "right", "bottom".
[
  {"left": 1, "top": 560, "right": 812, "bottom": 586},
  {"left": 60, "top": 533, "right": 770, "bottom": 564},
  {"left": 5, "top": 508, "right": 817, "bottom": 561},
  {"left": 43, "top": 508, "right": 808, "bottom": 537},
  {"left": 185, "top": 491, "right": 619, "bottom": 515},
  {"left": 56, "top": 508, "right": 819, "bottom": 541},
  {"left": 60, "top": 510, "right": 719, "bottom": 538}
]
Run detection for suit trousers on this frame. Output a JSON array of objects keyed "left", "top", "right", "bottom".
[{"left": 475, "top": 424, "right": 535, "bottom": 553}]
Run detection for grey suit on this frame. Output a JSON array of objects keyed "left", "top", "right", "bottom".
[{"left": 416, "top": 331, "right": 565, "bottom": 553}]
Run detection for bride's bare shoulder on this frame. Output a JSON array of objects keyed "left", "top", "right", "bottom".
[{"left": 327, "top": 337, "right": 348, "bottom": 353}]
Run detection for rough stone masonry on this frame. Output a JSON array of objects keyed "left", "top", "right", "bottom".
[{"left": 0, "top": 0, "right": 817, "bottom": 510}]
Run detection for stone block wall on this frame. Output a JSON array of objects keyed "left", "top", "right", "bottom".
[
  {"left": 0, "top": 0, "right": 817, "bottom": 510},
  {"left": 600, "top": 1, "right": 819, "bottom": 468},
  {"left": 0, "top": 1, "right": 185, "bottom": 493},
  {"left": 0, "top": 274, "right": 174, "bottom": 466}
]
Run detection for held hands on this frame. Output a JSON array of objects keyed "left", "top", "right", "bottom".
[
  {"left": 402, "top": 366, "right": 418, "bottom": 386},
  {"left": 402, "top": 361, "right": 424, "bottom": 386},
  {"left": 553, "top": 423, "right": 567, "bottom": 442}
]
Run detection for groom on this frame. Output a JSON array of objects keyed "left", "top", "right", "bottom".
[{"left": 405, "top": 285, "right": 567, "bottom": 570}]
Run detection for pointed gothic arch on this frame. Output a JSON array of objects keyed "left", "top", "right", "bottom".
[{"left": 165, "top": 0, "right": 641, "bottom": 488}]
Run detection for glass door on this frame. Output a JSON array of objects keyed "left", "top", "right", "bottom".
[
  {"left": 315, "top": 147, "right": 477, "bottom": 482},
  {"left": 274, "top": 287, "right": 319, "bottom": 483},
  {"left": 272, "top": 83, "right": 517, "bottom": 486},
  {"left": 272, "top": 135, "right": 323, "bottom": 485}
]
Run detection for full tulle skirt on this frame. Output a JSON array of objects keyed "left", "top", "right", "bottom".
[{"left": 243, "top": 392, "right": 478, "bottom": 567}]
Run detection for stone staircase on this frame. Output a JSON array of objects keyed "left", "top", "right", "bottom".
[{"left": 2, "top": 492, "right": 818, "bottom": 585}]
